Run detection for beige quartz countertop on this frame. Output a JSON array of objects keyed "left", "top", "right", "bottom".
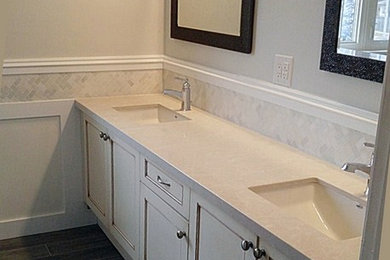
[{"left": 76, "top": 94, "right": 367, "bottom": 260}]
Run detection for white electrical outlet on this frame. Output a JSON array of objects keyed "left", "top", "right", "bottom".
[{"left": 273, "top": 55, "right": 293, "bottom": 87}]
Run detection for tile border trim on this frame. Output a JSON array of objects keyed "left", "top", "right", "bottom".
[{"left": 3, "top": 55, "right": 164, "bottom": 75}]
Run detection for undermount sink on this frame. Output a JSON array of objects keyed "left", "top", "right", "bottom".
[
  {"left": 249, "top": 178, "right": 366, "bottom": 241},
  {"left": 113, "top": 104, "right": 190, "bottom": 124}
]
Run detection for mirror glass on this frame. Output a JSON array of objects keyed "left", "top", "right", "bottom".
[
  {"left": 337, "top": 0, "right": 390, "bottom": 61},
  {"left": 178, "top": 0, "right": 242, "bottom": 36}
]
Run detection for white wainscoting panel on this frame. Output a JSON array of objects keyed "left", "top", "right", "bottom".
[
  {"left": 0, "top": 100, "right": 95, "bottom": 239},
  {"left": 0, "top": 116, "right": 64, "bottom": 221}
]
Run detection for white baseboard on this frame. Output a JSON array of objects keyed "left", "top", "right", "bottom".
[{"left": 0, "top": 100, "right": 95, "bottom": 239}]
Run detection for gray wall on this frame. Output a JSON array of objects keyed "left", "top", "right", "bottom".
[
  {"left": 5, "top": 0, "right": 164, "bottom": 59},
  {"left": 164, "top": 0, "right": 382, "bottom": 113},
  {"left": 0, "top": 1, "right": 8, "bottom": 82}
]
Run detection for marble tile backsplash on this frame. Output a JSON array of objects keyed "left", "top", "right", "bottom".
[
  {"left": 1, "top": 70, "right": 162, "bottom": 102},
  {"left": 164, "top": 69, "right": 375, "bottom": 167}
]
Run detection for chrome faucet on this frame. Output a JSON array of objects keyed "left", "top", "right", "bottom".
[
  {"left": 163, "top": 77, "right": 191, "bottom": 111},
  {"left": 341, "top": 142, "right": 375, "bottom": 197}
]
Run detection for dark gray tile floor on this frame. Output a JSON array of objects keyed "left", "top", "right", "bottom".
[{"left": 0, "top": 225, "right": 124, "bottom": 260}]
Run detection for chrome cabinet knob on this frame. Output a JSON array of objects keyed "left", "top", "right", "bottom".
[
  {"left": 99, "top": 131, "right": 110, "bottom": 141},
  {"left": 102, "top": 133, "right": 110, "bottom": 141},
  {"left": 176, "top": 230, "right": 186, "bottom": 239},
  {"left": 241, "top": 240, "right": 254, "bottom": 251},
  {"left": 253, "top": 248, "right": 266, "bottom": 259}
]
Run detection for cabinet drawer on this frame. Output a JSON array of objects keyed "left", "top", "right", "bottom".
[
  {"left": 141, "top": 157, "right": 190, "bottom": 219},
  {"left": 145, "top": 161, "right": 183, "bottom": 203}
]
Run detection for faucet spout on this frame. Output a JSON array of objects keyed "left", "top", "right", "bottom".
[
  {"left": 341, "top": 142, "right": 375, "bottom": 197},
  {"left": 341, "top": 162, "right": 371, "bottom": 176},
  {"left": 163, "top": 89, "right": 182, "bottom": 99},
  {"left": 341, "top": 162, "right": 371, "bottom": 197}
]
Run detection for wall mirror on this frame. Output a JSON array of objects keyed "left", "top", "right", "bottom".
[
  {"left": 320, "top": 0, "right": 389, "bottom": 82},
  {"left": 171, "top": 0, "right": 255, "bottom": 53}
]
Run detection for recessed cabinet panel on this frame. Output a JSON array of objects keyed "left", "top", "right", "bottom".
[
  {"left": 84, "top": 118, "right": 111, "bottom": 224},
  {"left": 190, "top": 193, "right": 257, "bottom": 260},
  {"left": 198, "top": 209, "right": 249, "bottom": 260},
  {"left": 140, "top": 185, "right": 189, "bottom": 260},
  {"left": 111, "top": 140, "right": 139, "bottom": 257}
]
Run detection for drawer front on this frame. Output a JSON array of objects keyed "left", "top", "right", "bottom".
[
  {"left": 145, "top": 160, "right": 184, "bottom": 204},
  {"left": 141, "top": 157, "right": 190, "bottom": 219}
]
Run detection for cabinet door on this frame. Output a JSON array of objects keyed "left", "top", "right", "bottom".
[
  {"left": 110, "top": 139, "right": 140, "bottom": 259},
  {"left": 84, "top": 117, "right": 111, "bottom": 225},
  {"left": 190, "top": 193, "right": 257, "bottom": 260},
  {"left": 140, "top": 185, "right": 189, "bottom": 260}
]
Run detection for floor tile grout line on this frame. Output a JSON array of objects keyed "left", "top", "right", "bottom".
[{"left": 45, "top": 244, "right": 53, "bottom": 256}]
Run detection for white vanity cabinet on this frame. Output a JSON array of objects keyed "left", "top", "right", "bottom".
[
  {"left": 83, "top": 115, "right": 111, "bottom": 226},
  {"left": 82, "top": 115, "right": 140, "bottom": 259},
  {"left": 189, "top": 193, "right": 262, "bottom": 260},
  {"left": 139, "top": 157, "right": 191, "bottom": 260},
  {"left": 79, "top": 106, "right": 294, "bottom": 260}
]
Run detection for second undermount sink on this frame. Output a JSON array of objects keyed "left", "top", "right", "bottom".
[
  {"left": 249, "top": 178, "right": 366, "bottom": 241},
  {"left": 113, "top": 104, "right": 190, "bottom": 124}
]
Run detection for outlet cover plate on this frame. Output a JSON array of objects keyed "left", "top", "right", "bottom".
[{"left": 273, "top": 55, "right": 293, "bottom": 87}]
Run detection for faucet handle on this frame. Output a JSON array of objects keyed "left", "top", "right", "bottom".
[
  {"left": 175, "top": 76, "right": 190, "bottom": 89},
  {"left": 364, "top": 142, "right": 375, "bottom": 148},
  {"left": 364, "top": 142, "right": 375, "bottom": 166}
]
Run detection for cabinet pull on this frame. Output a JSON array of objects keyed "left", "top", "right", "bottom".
[
  {"left": 176, "top": 230, "right": 186, "bottom": 239},
  {"left": 157, "top": 176, "right": 171, "bottom": 187},
  {"left": 99, "top": 131, "right": 104, "bottom": 138},
  {"left": 241, "top": 240, "right": 254, "bottom": 251},
  {"left": 253, "top": 248, "right": 266, "bottom": 259}
]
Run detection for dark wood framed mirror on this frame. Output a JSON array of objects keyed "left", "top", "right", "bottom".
[
  {"left": 320, "top": 0, "right": 386, "bottom": 83},
  {"left": 171, "top": 0, "right": 255, "bottom": 54}
]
